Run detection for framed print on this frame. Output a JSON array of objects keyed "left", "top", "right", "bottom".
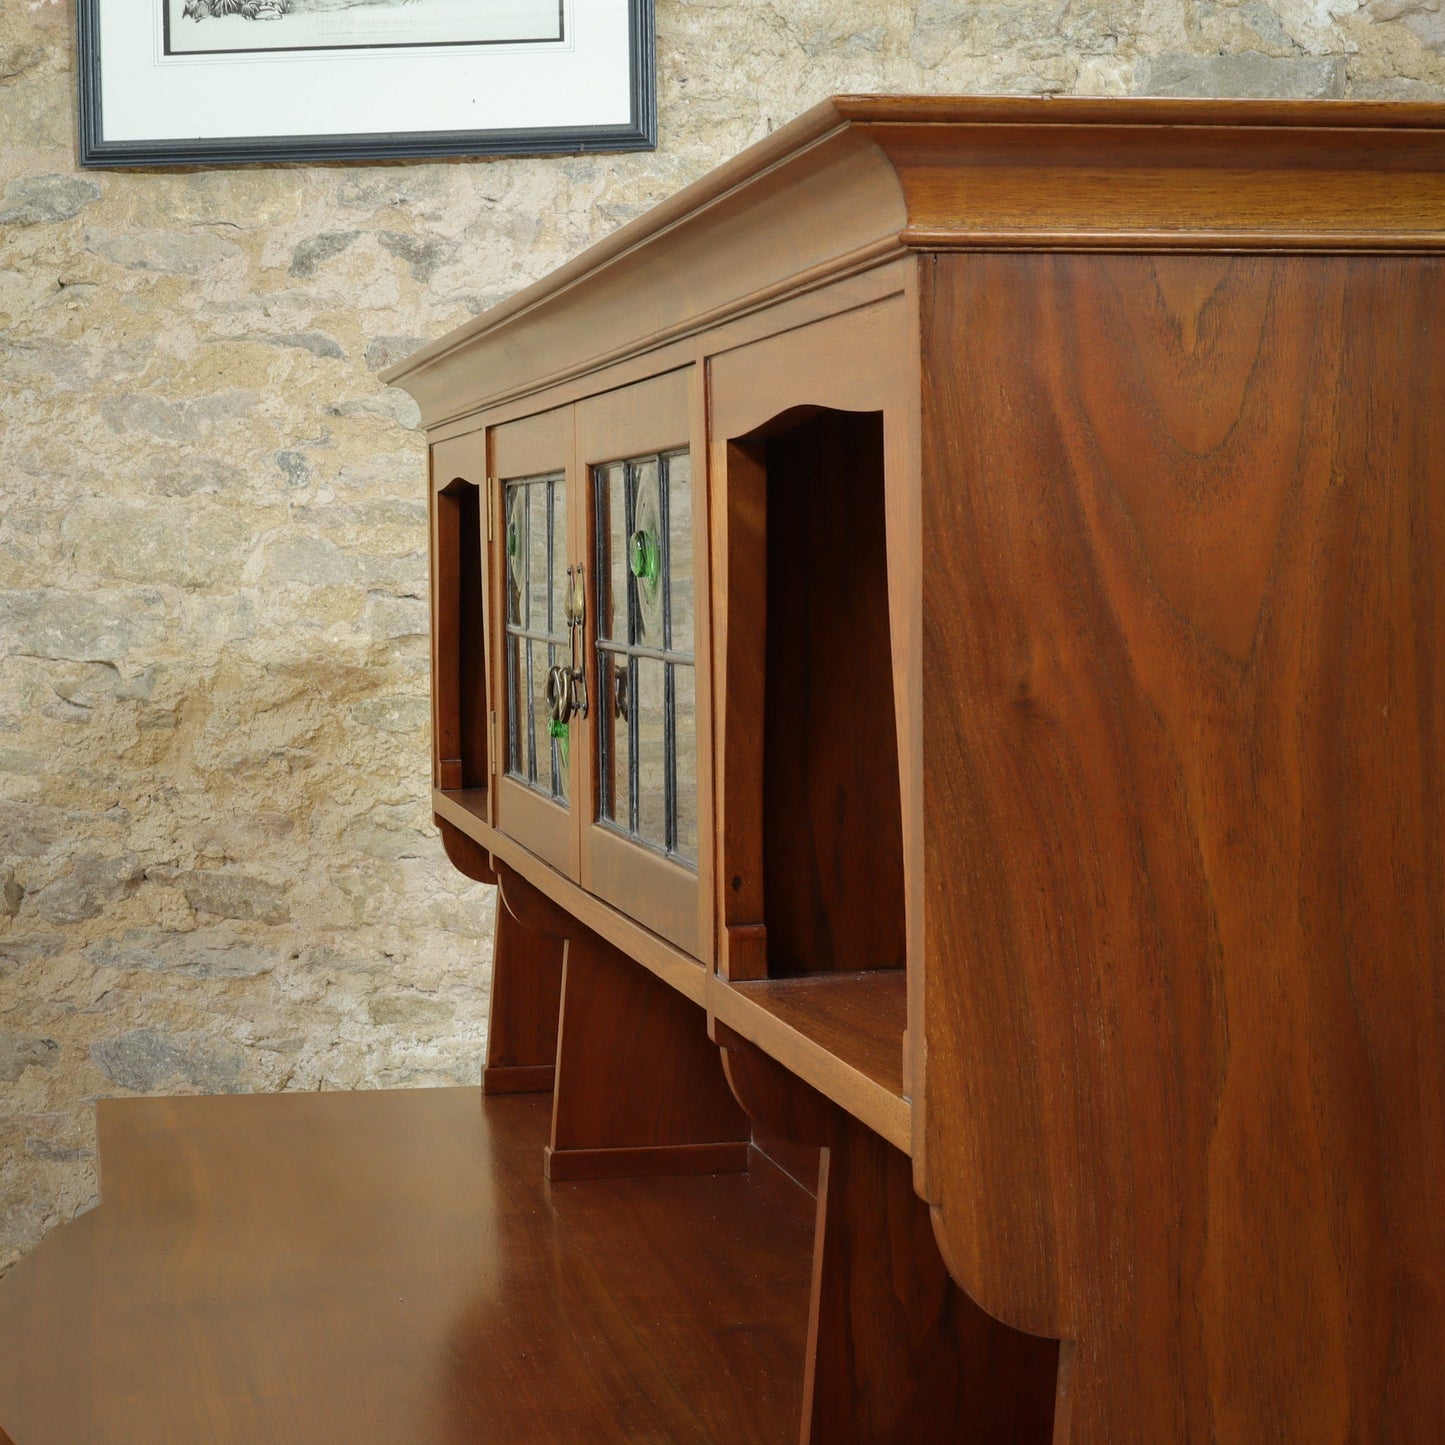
[{"left": 76, "top": 0, "right": 655, "bottom": 167}]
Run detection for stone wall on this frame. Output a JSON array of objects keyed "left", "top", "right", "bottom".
[{"left": 1, "top": 0, "right": 1441, "bottom": 1276}]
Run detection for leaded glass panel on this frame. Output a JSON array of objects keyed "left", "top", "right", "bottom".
[
  {"left": 592, "top": 447, "right": 696, "bottom": 869},
  {"left": 501, "top": 470, "right": 569, "bottom": 805}
]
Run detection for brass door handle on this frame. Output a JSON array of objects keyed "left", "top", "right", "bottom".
[{"left": 562, "top": 565, "right": 589, "bottom": 720}]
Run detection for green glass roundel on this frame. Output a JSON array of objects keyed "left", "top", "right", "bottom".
[{"left": 628, "top": 529, "right": 660, "bottom": 585}]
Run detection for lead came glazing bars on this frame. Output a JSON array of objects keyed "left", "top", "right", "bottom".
[
  {"left": 503, "top": 470, "right": 569, "bottom": 805},
  {"left": 595, "top": 449, "right": 695, "bottom": 869}
]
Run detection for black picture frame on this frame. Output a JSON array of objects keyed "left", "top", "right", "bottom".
[{"left": 76, "top": 0, "right": 655, "bottom": 168}]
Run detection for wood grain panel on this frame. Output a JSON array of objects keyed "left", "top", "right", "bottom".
[
  {"left": 728, "top": 971, "right": 907, "bottom": 1101},
  {"left": 805, "top": 1116, "right": 1058, "bottom": 1445},
  {"left": 919, "top": 250, "right": 1445, "bottom": 1443},
  {"left": 708, "top": 970, "right": 910, "bottom": 1155}
]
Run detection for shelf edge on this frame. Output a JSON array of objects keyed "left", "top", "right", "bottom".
[{"left": 706, "top": 973, "right": 912, "bottom": 1156}]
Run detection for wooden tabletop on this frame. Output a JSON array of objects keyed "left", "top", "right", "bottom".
[{"left": 0, "top": 1087, "right": 812, "bottom": 1444}]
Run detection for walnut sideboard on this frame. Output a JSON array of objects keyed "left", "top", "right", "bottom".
[{"left": 384, "top": 97, "right": 1445, "bottom": 1443}]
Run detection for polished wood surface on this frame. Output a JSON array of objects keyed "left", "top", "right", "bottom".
[
  {"left": 707, "top": 972, "right": 909, "bottom": 1157},
  {"left": 805, "top": 1115, "right": 1057, "bottom": 1445},
  {"left": 726, "top": 971, "right": 906, "bottom": 1101},
  {"left": 0, "top": 1089, "right": 812, "bottom": 1445},
  {"left": 491, "top": 861, "right": 749, "bottom": 1179},
  {"left": 920, "top": 250, "right": 1445, "bottom": 1441}
]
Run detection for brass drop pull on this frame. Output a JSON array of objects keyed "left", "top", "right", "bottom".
[
  {"left": 561, "top": 565, "right": 589, "bottom": 720},
  {"left": 566, "top": 567, "right": 586, "bottom": 629}
]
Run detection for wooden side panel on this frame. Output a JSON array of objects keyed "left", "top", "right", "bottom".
[
  {"left": 919, "top": 251, "right": 1445, "bottom": 1442},
  {"left": 483, "top": 880, "right": 564, "bottom": 1095},
  {"left": 805, "top": 1119, "right": 1057, "bottom": 1445},
  {"left": 717, "top": 439, "right": 770, "bottom": 982},
  {"left": 545, "top": 915, "right": 750, "bottom": 1181}
]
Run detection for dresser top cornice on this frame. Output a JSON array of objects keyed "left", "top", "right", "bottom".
[{"left": 385, "top": 95, "right": 1445, "bottom": 428}]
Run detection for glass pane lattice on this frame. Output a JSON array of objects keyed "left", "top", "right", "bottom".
[
  {"left": 594, "top": 448, "right": 696, "bottom": 869},
  {"left": 502, "top": 471, "right": 569, "bottom": 806}
]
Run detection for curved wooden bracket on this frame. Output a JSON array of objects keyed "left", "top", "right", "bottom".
[
  {"left": 483, "top": 872, "right": 564, "bottom": 1097},
  {"left": 436, "top": 816, "right": 497, "bottom": 885},
  {"left": 716, "top": 1021, "right": 839, "bottom": 1148},
  {"left": 495, "top": 862, "right": 574, "bottom": 938}
]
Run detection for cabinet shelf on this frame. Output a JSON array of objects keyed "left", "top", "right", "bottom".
[
  {"left": 434, "top": 786, "right": 489, "bottom": 831},
  {"left": 708, "top": 969, "right": 909, "bottom": 1154}
]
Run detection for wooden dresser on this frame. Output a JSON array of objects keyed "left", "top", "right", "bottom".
[
  {"left": 2, "top": 96, "right": 1442, "bottom": 1445},
  {"left": 384, "top": 96, "right": 1445, "bottom": 1444}
]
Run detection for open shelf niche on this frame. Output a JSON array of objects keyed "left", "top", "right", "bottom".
[
  {"left": 434, "top": 475, "right": 489, "bottom": 796},
  {"left": 717, "top": 406, "right": 909, "bottom": 1119}
]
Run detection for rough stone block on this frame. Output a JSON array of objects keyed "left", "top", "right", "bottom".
[
  {"left": 85, "top": 928, "right": 279, "bottom": 979},
  {"left": 1140, "top": 51, "right": 1347, "bottom": 98},
  {"left": 33, "top": 854, "right": 143, "bottom": 926},
  {"left": 146, "top": 868, "right": 291, "bottom": 925},
  {"left": 89, "top": 1028, "right": 251, "bottom": 1094},
  {"left": 0, "top": 174, "right": 101, "bottom": 226},
  {"left": 0, "top": 590, "right": 168, "bottom": 666},
  {"left": 0, "top": 1035, "right": 59, "bottom": 1083}
]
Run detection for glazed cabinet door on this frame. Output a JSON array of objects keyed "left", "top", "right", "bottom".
[
  {"left": 490, "top": 405, "right": 581, "bottom": 877},
  {"left": 577, "top": 369, "right": 710, "bottom": 959}
]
